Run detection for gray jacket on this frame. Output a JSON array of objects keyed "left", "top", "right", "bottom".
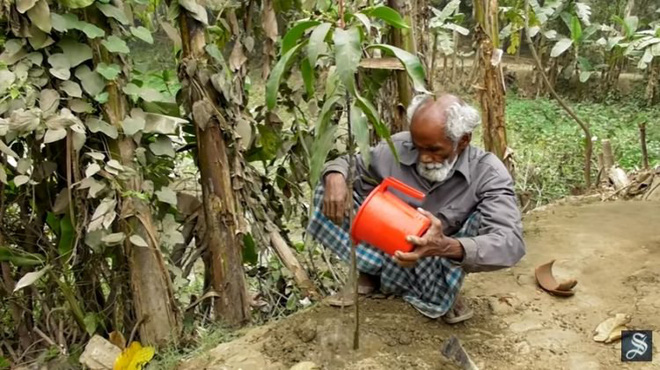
[{"left": 322, "top": 131, "right": 526, "bottom": 273}]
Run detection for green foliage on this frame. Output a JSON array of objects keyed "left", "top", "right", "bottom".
[
  {"left": 506, "top": 96, "right": 660, "bottom": 205},
  {"left": 362, "top": 5, "right": 410, "bottom": 29}
]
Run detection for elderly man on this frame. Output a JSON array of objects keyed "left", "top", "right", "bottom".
[{"left": 306, "top": 93, "right": 525, "bottom": 323}]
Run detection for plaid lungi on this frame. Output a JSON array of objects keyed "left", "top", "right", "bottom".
[{"left": 306, "top": 184, "right": 480, "bottom": 318}]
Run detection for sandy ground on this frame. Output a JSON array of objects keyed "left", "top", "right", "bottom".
[{"left": 181, "top": 199, "right": 660, "bottom": 370}]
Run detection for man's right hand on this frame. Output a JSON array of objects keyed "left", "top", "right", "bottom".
[{"left": 323, "top": 173, "right": 349, "bottom": 225}]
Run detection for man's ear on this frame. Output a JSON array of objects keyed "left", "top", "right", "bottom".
[{"left": 457, "top": 134, "right": 471, "bottom": 151}]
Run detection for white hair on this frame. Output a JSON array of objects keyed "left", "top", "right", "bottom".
[{"left": 407, "top": 94, "right": 482, "bottom": 143}]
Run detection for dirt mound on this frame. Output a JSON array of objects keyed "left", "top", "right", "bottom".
[{"left": 183, "top": 200, "right": 660, "bottom": 369}]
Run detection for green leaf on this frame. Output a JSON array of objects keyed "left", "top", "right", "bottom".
[
  {"left": 96, "top": 63, "right": 121, "bottom": 80},
  {"left": 130, "top": 26, "right": 153, "bottom": 44},
  {"left": 301, "top": 58, "right": 315, "bottom": 97},
  {"left": 367, "top": 44, "right": 429, "bottom": 93},
  {"left": 50, "top": 13, "right": 70, "bottom": 32},
  {"left": 550, "top": 38, "right": 573, "bottom": 57},
  {"left": 44, "top": 128, "right": 67, "bottom": 143},
  {"left": 79, "top": 22, "right": 105, "bottom": 38},
  {"left": 282, "top": 20, "right": 320, "bottom": 55},
  {"left": 60, "top": 0, "right": 94, "bottom": 9},
  {"left": 17, "top": 0, "right": 38, "bottom": 13},
  {"left": 242, "top": 233, "right": 258, "bottom": 266},
  {"left": 353, "top": 91, "right": 398, "bottom": 161},
  {"left": 363, "top": 5, "right": 409, "bottom": 29},
  {"left": 333, "top": 27, "right": 361, "bottom": 92},
  {"left": 308, "top": 22, "right": 332, "bottom": 68},
  {"left": 46, "top": 212, "right": 61, "bottom": 235},
  {"left": 310, "top": 95, "right": 342, "bottom": 186},
  {"left": 84, "top": 313, "right": 97, "bottom": 336},
  {"left": 58, "top": 39, "right": 93, "bottom": 67},
  {"left": 75, "top": 65, "right": 105, "bottom": 96},
  {"left": 156, "top": 186, "right": 177, "bottom": 206},
  {"left": 27, "top": 0, "right": 52, "bottom": 33},
  {"left": 86, "top": 117, "right": 118, "bottom": 139},
  {"left": 48, "top": 53, "right": 71, "bottom": 80},
  {"left": 265, "top": 41, "right": 307, "bottom": 110},
  {"left": 58, "top": 214, "right": 75, "bottom": 258},
  {"left": 149, "top": 136, "right": 175, "bottom": 157},
  {"left": 570, "top": 16, "right": 582, "bottom": 43},
  {"left": 0, "top": 246, "right": 44, "bottom": 267},
  {"left": 61, "top": 80, "right": 83, "bottom": 98},
  {"left": 96, "top": 3, "right": 129, "bottom": 25},
  {"left": 353, "top": 13, "right": 371, "bottom": 32},
  {"left": 121, "top": 115, "right": 145, "bottom": 136},
  {"left": 102, "top": 35, "right": 130, "bottom": 54},
  {"left": 178, "top": 0, "right": 208, "bottom": 25},
  {"left": 350, "top": 104, "right": 370, "bottom": 167}
]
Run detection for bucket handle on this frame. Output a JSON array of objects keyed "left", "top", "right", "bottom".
[{"left": 380, "top": 177, "right": 426, "bottom": 200}]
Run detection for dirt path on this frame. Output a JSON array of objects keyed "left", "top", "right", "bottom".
[{"left": 181, "top": 200, "right": 660, "bottom": 370}]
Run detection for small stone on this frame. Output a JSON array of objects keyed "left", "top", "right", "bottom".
[
  {"left": 515, "top": 341, "right": 531, "bottom": 355},
  {"left": 289, "top": 361, "right": 320, "bottom": 370},
  {"left": 398, "top": 332, "right": 412, "bottom": 345}
]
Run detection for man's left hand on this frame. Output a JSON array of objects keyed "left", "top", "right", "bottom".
[{"left": 394, "top": 208, "right": 465, "bottom": 268}]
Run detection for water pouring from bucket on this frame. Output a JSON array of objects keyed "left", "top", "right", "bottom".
[{"left": 351, "top": 177, "right": 431, "bottom": 256}]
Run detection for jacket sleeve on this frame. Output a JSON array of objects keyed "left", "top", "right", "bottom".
[
  {"left": 455, "top": 159, "right": 526, "bottom": 273},
  {"left": 321, "top": 142, "right": 386, "bottom": 196}
]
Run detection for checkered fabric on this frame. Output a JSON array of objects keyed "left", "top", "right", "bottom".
[{"left": 307, "top": 184, "right": 481, "bottom": 318}]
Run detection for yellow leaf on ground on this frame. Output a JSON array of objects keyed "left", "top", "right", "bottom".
[{"left": 113, "top": 341, "right": 155, "bottom": 370}]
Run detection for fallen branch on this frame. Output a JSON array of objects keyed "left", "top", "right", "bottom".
[
  {"left": 269, "top": 227, "right": 319, "bottom": 299},
  {"left": 523, "top": 0, "right": 593, "bottom": 188}
]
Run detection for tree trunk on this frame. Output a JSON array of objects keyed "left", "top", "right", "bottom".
[
  {"left": 86, "top": 8, "right": 180, "bottom": 346},
  {"left": 178, "top": 12, "right": 250, "bottom": 326},
  {"left": 645, "top": 59, "right": 659, "bottom": 105},
  {"left": 387, "top": 0, "right": 416, "bottom": 132},
  {"left": 474, "top": 0, "right": 511, "bottom": 173}
]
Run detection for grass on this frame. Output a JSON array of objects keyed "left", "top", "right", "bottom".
[
  {"left": 146, "top": 324, "right": 237, "bottom": 370},
  {"left": 501, "top": 95, "right": 660, "bottom": 207}
]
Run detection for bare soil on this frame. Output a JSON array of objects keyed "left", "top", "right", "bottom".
[{"left": 181, "top": 200, "right": 660, "bottom": 370}]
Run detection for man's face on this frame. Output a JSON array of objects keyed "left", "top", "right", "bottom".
[{"left": 410, "top": 103, "right": 463, "bottom": 183}]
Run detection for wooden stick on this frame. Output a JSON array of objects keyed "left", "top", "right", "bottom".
[
  {"left": 269, "top": 228, "right": 319, "bottom": 298},
  {"left": 602, "top": 139, "right": 614, "bottom": 169},
  {"left": 346, "top": 91, "right": 360, "bottom": 350},
  {"left": 639, "top": 122, "right": 649, "bottom": 170}
]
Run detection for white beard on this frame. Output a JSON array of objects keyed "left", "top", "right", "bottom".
[{"left": 416, "top": 156, "right": 457, "bottom": 183}]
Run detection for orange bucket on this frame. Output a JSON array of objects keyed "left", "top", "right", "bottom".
[{"left": 351, "top": 177, "right": 431, "bottom": 255}]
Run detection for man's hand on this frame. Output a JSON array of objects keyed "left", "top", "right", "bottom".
[
  {"left": 323, "top": 173, "right": 349, "bottom": 225},
  {"left": 394, "top": 209, "right": 465, "bottom": 268}
]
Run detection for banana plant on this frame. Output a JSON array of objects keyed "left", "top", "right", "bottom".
[
  {"left": 429, "top": 0, "right": 469, "bottom": 56},
  {"left": 265, "top": 5, "right": 429, "bottom": 186},
  {"left": 540, "top": 2, "right": 601, "bottom": 82}
]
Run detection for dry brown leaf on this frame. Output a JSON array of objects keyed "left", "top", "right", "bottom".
[
  {"left": 229, "top": 41, "right": 247, "bottom": 71},
  {"left": 192, "top": 99, "right": 214, "bottom": 131},
  {"left": 109, "top": 331, "right": 126, "bottom": 350},
  {"left": 160, "top": 21, "right": 181, "bottom": 49},
  {"left": 262, "top": 0, "right": 278, "bottom": 41}
]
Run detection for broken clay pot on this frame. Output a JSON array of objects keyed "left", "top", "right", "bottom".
[{"left": 534, "top": 260, "right": 578, "bottom": 296}]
